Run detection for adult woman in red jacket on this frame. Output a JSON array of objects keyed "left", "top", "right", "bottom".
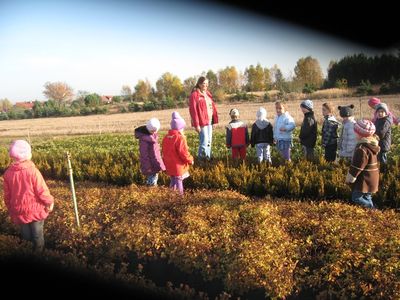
[{"left": 189, "top": 76, "right": 218, "bottom": 159}]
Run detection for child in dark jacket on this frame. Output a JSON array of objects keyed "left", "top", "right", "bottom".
[
  {"left": 134, "top": 118, "right": 166, "bottom": 186},
  {"left": 250, "top": 107, "right": 273, "bottom": 163},
  {"left": 226, "top": 108, "right": 249, "bottom": 160},
  {"left": 345, "top": 119, "right": 380, "bottom": 209},
  {"left": 374, "top": 103, "right": 392, "bottom": 165},
  {"left": 299, "top": 99, "right": 317, "bottom": 161},
  {"left": 321, "top": 102, "right": 340, "bottom": 162}
]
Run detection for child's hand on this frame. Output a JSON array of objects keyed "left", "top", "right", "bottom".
[
  {"left": 190, "top": 160, "right": 194, "bottom": 165},
  {"left": 46, "top": 202, "right": 54, "bottom": 213},
  {"left": 195, "top": 126, "right": 201, "bottom": 133}
]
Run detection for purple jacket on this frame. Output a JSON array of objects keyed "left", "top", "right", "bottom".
[{"left": 134, "top": 126, "right": 165, "bottom": 175}]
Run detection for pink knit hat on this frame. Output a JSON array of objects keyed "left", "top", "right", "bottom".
[
  {"left": 368, "top": 97, "right": 381, "bottom": 109},
  {"left": 9, "top": 140, "right": 32, "bottom": 161},
  {"left": 354, "top": 119, "right": 376, "bottom": 137},
  {"left": 170, "top": 111, "right": 186, "bottom": 130}
]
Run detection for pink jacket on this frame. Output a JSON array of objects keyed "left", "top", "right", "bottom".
[
  {"left": 189, "top": 90, "right": 219, "bottom": 128},
  {"left": 3, "top": 160, "right": 54, "bottom": 224}
]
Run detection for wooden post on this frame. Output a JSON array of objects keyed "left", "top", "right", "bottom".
[{"left": 66, "top": 151, "right": 80, "bottom": 227}]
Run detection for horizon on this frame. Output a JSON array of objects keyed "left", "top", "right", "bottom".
[{"left": 0, "top": 0, "right": 383, "bottom": 103}]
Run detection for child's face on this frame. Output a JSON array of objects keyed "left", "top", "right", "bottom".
[
  {"left": 300, "top": 107, "right": 309, "bottom": 114},
  {"left": 377, "top": 108, "right": 387, "bottom": 119},
  {"left": 275, "top": 104, "right": 285, "bottom": 115},
  {"left": 149, "top": 129, "right": 157, "bottom": 134},
  {"left": 199, "top": 80, "right": 209, "bottom": 92},
  {"left": 322, "top": 107, "right": 330, "bottom": 117},
  {"left": 231, "top": 115, "right": 238, "bottom": 121}
]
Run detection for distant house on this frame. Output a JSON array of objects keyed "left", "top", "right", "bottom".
[
  {"left": 101, "top": 95, "right": 113, "bottom": 104},
  {"left": 15, "top": 101, "right": 34, "bottom": 110}
]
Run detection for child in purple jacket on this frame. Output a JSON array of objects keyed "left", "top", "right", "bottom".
[{"left": 134, "top": 118, "right": 166, "bottom": 186}]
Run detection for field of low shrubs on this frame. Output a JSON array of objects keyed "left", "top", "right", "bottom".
[{"left": 0, "top": 181, "right": 399, "bottom": 299}]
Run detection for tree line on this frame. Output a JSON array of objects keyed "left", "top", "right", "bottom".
[{"left": 1, "top": 51, "right": 400, "bottom": 120}]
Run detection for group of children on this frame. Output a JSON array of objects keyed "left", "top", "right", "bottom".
[{"left": 1, "top": 97, "right": 397, "bottom": 252}]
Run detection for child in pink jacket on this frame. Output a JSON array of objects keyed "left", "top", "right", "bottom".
[{"left": 3, "top": 140, "right": 54, "bottom": 252}]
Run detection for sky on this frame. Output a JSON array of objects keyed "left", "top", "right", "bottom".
[{"left": 0, "top": 0, "right": 381, "bottom": 102}]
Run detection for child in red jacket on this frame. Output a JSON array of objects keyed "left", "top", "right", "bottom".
[
  {"left": 226, "top": 108, "right": 249, "bottom": 159},
  {"left": 162, "top": 112, "right": 194, "bottom": 195},
  {"left": 3, "top": 140, "right": 54, "bottom": 252}
]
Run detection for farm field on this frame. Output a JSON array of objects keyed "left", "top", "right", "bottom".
[
  {"left": 0, "top": 98, "right": 399, "bottom": 299},
  {"left": 0, "top": 96, "right": 398, "bottom": 139}
]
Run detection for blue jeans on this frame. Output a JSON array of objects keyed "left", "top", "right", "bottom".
[
  {"left": 276, "top": 140, "right": 292, "bottom": 161},
  {"left": 20, "top": 220, "right": 45, "bottom": 252},
  {"left": 256, "top": 143, "right": 271, "bottom": 163},
  {"left": 378, "top": 151, "right": 387, "bottom": 165},
  {"left": 198, "top": 124, "right": 213, "bottom": 159},
  {"left": 170, "top": 176, "right": 184, "bottom": 195},
  {"left": 146, "top": 173, "right": 159, "bottom": 186},
  {"left": 351, "top": 191, "right": 374, "bottom": 208}
]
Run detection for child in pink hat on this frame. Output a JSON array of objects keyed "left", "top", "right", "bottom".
[
  {"left": 3, "top": 140, "right": 54, "bottom": 252},
  {"left": 345, "top": 120, "right": 380, "bottom": 208},
  {"left": 368, "top": 97, "right": 399, "bottom": 125},
  {"left": 162, "top": 112, "right": 194, "bottom": 195}
]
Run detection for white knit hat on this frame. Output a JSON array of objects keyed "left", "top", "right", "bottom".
[
  {"left": 146, "top": 118, "right": 160, "bottom": 132},
  {"left": 9, "top": 140, "right": 32, "bottom": 161},
  {"left": 256, "top": 107, "right": 267, "bottom": 120},
  {"left": 300, "top": 99, "right": 313, "bottom": 111}
]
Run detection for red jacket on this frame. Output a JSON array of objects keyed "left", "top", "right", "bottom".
[
  {"left": 162, "top": 130, "right": 194, "bottom": 176},
  {"left": 189, "top": 90, "right": 219, "bottom": 128},
  {"left": 3, "top": 160, "right": 54, "bottom": 224}
]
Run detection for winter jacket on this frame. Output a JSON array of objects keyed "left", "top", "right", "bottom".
[
  {"left": 374, "top": 116, "right": 392, "bottom": 152},
  {"left": 338, "top": 118, "right": 357, "bottom": 158},
  {"left": 226, "top": 120, "right": 249, "bottom": 148},
  {"left": 322, "top": 115, "right": 340, "bottom": 146},
  {"left": 3, "top": 160, "right": 54, "bottom": 225},
  {"left": 134, "top": 126, "right": 166, "bottom": 175},
  {"left": 162, "top": 130, "right": 194, "bottom": 176},
  {"left": 273, "top": 112, "right": 295, "bottom": 141},
  {"left": 347, "top": 137, "right": 380, "bottom": 193},
  {"left": 250, "top": 120, "right": 273, "bottom": 147},
  {"left": 189, "top": 90, "right": 219, "bottom": 128},
  {"left": 299, "top": 111, "right": 317, "bottom": 148}
]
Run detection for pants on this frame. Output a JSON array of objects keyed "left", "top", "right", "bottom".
[
  {"left": 198, "top": 125, "right": 213, "bottom": 159},
  {"left": 378, "top": 151, "right": 387, "bottom": 165},
  {"left": 351, "top": 191, "right": 374, "bottom": 208},
  {"left": 232, "top": 146, "right": 246, "bottom": 159},
  {"left": 146, "top": 173, "right": 159, "bottom": 186},
  {"left": 20, "top": 220, "right": 45, "bottom": 252},
  {"left": 255, "top": 143, "right": 271, "bottom": 163},
  {"left": 324, "top": 143, "right": 337, "bottom": 162},
  {"left": 302, "top": 146, "right": 315, "bottom": 161},
  {"left": 170, "top": 176, "right": 184, "bottom": 195},
  {"left": 276, "top": 140, "right": 291, "bottom": 161}
]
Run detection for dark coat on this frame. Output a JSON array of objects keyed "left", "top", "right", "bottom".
[
  {"left": 250, "top": 121, "right": 273, "bottom": 147},
  {"left": 134, "top": 126, "right": 165, "bottom": 175},
  {"left": 374, "top": 115, "right": 392, "bottom": 152},
  {"left": 299, "top": 111, "right": 317, "bottom": 148}
]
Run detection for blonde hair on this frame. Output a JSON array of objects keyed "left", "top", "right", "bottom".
[{"left": 322, "top": 102, "right": 334, "bottom": 113}]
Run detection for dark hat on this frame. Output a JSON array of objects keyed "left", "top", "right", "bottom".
[{"left": 338, "top": 105, "right": 354, "bottom": 118}]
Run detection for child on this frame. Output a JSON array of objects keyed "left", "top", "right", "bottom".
[
  {"left": 3, "top": 140, "right": 54, "bottom": 252},
  {"left": 250, "top": 107, "right": 273, "bottom": 163},
  {"left": 273, "top": 101, "right": 295, "bottom": 161},
  {"left": 374, "top": 103, "right": 392, "bottom": 165},
  {"left": 226, "top": 108, "right": 249, "bottom": 160},
  {"left": 134, "top": 118, "right": 166, "bottom": 186},
  {"left": 345, "top": 120, "right": 380, "bottom": 208},
  {"left": 368, "top": 97, "right": 399, "bottom": 125},
  {"left": 321, "top": 102, "right": 340, "bottom": 162},
  {"left": 162, "top": 112, "right": 194, "bottom": 195},
  {"left": 299, "top": 99, "right": 317, "bottom": 161},
  {"left": 338, "top": 105, "right": 357, "bottom": 160}
]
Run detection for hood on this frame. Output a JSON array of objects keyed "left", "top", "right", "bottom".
[
  {"left": 255, "top": 119, "right": 270, "bottom": 130},
  {"left": 325, "top": 115, "right": 339, "bottom": 124},
  {"left": 8, "top": 160, "right": 35, "bottom": 172},
  {"left": 134, "top": 125, "right": 156, "bottom": 143},
  {"left": 358, "top": 136, "right": 380, "bottom": 154}
]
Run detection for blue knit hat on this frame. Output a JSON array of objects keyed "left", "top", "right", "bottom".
[{"left": 300, "top": 99, "right": 313, "bottom": 111}]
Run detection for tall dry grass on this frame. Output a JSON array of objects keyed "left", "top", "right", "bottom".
[{"left": 0, "top": 95, "right": 398, "bottom": 139}]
